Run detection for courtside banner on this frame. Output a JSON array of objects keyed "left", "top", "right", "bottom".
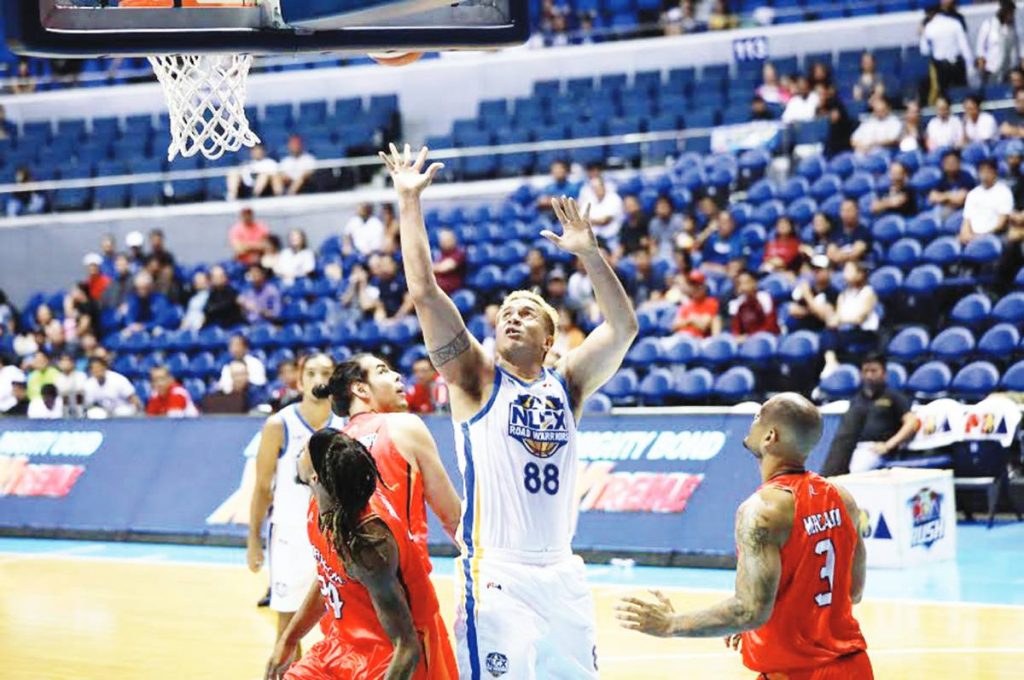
[{"left": 0, "top": 412, "right": 839, "bottom": 558}]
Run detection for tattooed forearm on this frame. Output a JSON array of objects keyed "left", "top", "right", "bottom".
[
  {"left": 671, "top": 597, "right": 761, "bottom": 638},
  {"left": 428, "top": 329, "right": 471, "bottom": 368}
]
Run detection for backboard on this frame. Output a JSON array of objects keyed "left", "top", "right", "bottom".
[{"left": 4, "top": 0, "right": 530, "bottom": 57}]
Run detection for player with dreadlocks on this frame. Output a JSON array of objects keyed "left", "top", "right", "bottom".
[{"left": 265, "top": 428, "right": 456, "bottom": 680}]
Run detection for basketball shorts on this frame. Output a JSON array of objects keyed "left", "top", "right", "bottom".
[
  {"left": 269, "top": 522, "right": 317, "bottom": 613},
  {"left": 283, "top": 635, "right": 390, "bottom": 680},
  {"left": 758, "top": 650, "right": 874, "bottom": 680},
  {"left": 455, "top": 552, "right": 598, "bottom": 680}
]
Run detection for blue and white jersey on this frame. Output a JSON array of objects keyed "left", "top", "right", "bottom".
[
  {"left": 271, "top": 404, "right": 346, "bottom": 529},
  {"left": 455, "top": 366, "right": 578, "bottom": 559}
]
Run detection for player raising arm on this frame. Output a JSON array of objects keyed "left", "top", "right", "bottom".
[{"left": 617, "top": 393, "right": 872, "bottom": 680}]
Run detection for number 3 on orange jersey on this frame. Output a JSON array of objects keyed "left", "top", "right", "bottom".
[{"left": 813, "top": 538, "right": 836, "bottom": 607}]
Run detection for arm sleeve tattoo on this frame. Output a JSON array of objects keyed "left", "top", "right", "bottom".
[{"left": 428, "top": 329, "right": 471, "bottom": 368}]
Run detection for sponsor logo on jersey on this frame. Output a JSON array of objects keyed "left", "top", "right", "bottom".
[
  {"left": 908, "top": 487, "right": 944, "bottom": 549},
  {"left": 357, "top": 433, "right": 378, "bottom": 451},
  {"left": 486, "top": 652, "right": 509, "bottom": 677},
  {"left": 508, "top": 394, "right": 569, "bottom": 458}
]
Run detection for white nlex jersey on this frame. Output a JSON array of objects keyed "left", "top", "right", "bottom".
[
  {"left": 271, "top": 404, "right": 346, "bottom": 529},
  {"left": 455, "top": 366, "right": 578, "bottom": 557}
]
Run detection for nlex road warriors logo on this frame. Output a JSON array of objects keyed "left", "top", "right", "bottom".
[
  {"left": 508, "top": 394, "right": 569, "bottom": 458},
  {"left": 908, "top": 487, "right": 945, "bottom": 549},
  {"left": 486, "top": 652, "right": 509, "bottom": 677}
]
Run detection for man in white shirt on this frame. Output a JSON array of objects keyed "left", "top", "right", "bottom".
[
  {"left": 343, "top": 203, "right": 386, "bottom": 257},
  {"left": 28, "top": 383, "right": 63, "bottom": 419},
  {"left": 925, "top": 96, "right": 964, "bottom": 151},
  {"left": 851, "top": 96, "right": 902, "bottom": 154},
  {"left": 218, "top": 334, "right": 267, "bottom": 393},
  {"left": 962, "top": 94, "right": 998, "bottom": 144},
  {"left": 975, "top": 1, "right": 1019, "bottom": 85},
  {"left": 277, "top": 135, "right": 316, "bottom": 196},
  {"left": 227, "top": 144, "right": 282, "bottom": 200},
  {"left": 781, "top": 76, "right": 820, "bottom": 124},
  {"left": 920, "top": 8, "right": 975, "bottom": 99},
  {"left": 960, "top": 158, "right": 1013, "bottom": 244},
  {"left": 84, "top": 356, "right": 141, "bottom": 417},
  {"left": 55, "top": 353, "right": 88, "bottom": 418},
  {"left": 585, "top": 176, "right": 625, "bottom": 248},
  {"left": 0, "top": 360, "right": 25, "bottom": 412}
]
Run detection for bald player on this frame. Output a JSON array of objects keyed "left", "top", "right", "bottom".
[{"left": 617, "top": 393, "right": 873, "bottom": 680}]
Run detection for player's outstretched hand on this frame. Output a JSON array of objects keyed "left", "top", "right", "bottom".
[
  {"left": 264, "top": 637, "right": 298, "bottom": 680},
  {"left": 378, "top": 143, "right": 444, "bottom": 198},
  {"left": 724, "top": 633, "right": 743, "bottom": 652},
  {"left": 543, "top": 196, "right": 599, "bottom": 257},
  {"left": 615, "top": 590, "right": 677, "bottom": 637}
]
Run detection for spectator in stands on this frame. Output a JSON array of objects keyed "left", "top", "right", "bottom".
[
  {"left": 750, "top": 96, "right": 775, "bottom": 122},
  {"left": 338, "top": 263, "right": 376, "bottom": 317},
  {"left": 55, "top": 353, "right": 86, "bottom": 418},
  {"left": 925, "top": 96, "right": 964, "bottom": 150},
  {"left": 871, "top": 161, "right": 917, "bottom": 217},
  {"left": 367, "top": 255, "right": 413, "bottom": 322},
  {"left": 343, "top": 203, "right": 385, "bottom": 260},
  {"left": 546, "top": 307, "right": 586, "bottom": 367},
  {"left": 920, "top": 3, "right": 974, "bottom": 102},
  {"left": 146, "top": 366, "right": 198, "bottom": 418},
  {"left": 98, "top": 233, "right": 118, "bottom": 276},
  {"left": 786, "top": 255, "right": 839, "bottom": 333},
  {"left": 274, "top": 229, "right": 315, "bottom": 285},
  {"left": 660, "top": 0, "right": 700, "bottom": 35},
  {"left": 82, "top": 253, "right": 111, "bottom": 302},
  {"left": 181, "top": 270, "right": 209, "bottom": 332},
  {"left": 6, "top": 168, "right": 46, "bottom": 217},
  {"left": 649, "top": 195, "right": 685, "bottom": 260},
  {"left": 975, "top": 0, "right": 1019, "bottom": 85},
  {"left": 573, "top": 11, "right": 600, "bottom": 45},
  {"left": 11, "top": 59, "right": 36, "bottom": 95},
  {"left": 756, "top": 63, "right": 790, "bottom": 106},
  {"left": 147, "top": 228, "right": 176, "bottom": 268},
  {"left": 0, "top": 290, "right": 13, "bottom": 341},
  {"left": 267, "top": 358, "right": 301, "bottom": 413},
  {"left": 537, "top": 160, "right": 580, "bottom": 212},
  {"left": 84, "top": 356, "right": 141, "bottom": 417},
  {"left": 761, "top": 217, "right": 802, "bottom": 274},
  {"left": 63, "top": 283, "right": 99, "bottom": 342},
  {"left": 432, "top": 228, "right": 466, "bottom": 295},
  {"left": 707, "top": 0, "right": 738, "bottom": 31},
  {"left": 625, "top": 249, "right": 667, "bottom": 308},
  {"left": 959, "top": 158, "right": 1013, "bottom": 244},
  {"left": 1007, "top": 141, "right": 1024, "bottom": 204},
  {"left": 928, "top": 149, "right": 974, "bottom": 212},
  {"left": 238, "top": 265, "right": 282, "bottom": 325},
  {"left": 821, "top": 83, "right": 855, "bottom": 156},
  {"left": 218, "top": 334, "right": 267, "bottom": 393},
  {"left": 898, "top": 99, "right": 923, "bottom": 152},
  {"left": 543, "top": 10, "right": 570, "bottom": 47},
  {"left": 2, "top": 373, "right": 29, "bottom": 416},
  {"left": 121, "top": 271, "right": 172, "bottom": 335},
  {"left": 380, "top": 203, "right": 399, "bottom": 254},
  {"left": 42, "top": 320, "right": 71, "bottom": 358},
  {"left": 826, "top": 199, "right": 870, "bottom": 265},
  {"left": 852, "top": 52, "right": 883, "bottom": 102},
  {"left": 0, "top": 106, "right": 12, "bottom": 140},
  {"left": 851, "top": 95, "right": 901, "bottom": 154},
  {"left": 260, "top": 234, "right": 282, "bottom": 274},
  {"left": 229, "top": 207, "right": 270, "bottom": 266},
  {"left": 150, "top": 256, "right": 184, "bottom": 306},
  {"left": 822, "top": 353, "right": 920, "bottom": 476},
  {"left": 618, "top": 195, "right": 649, "bottom": 257},
  {"left": 673, "top": 270, "right": 721, "bottom": 338},
  {"left": 996, "top": 208, "right": 1024, "bottom": 294},
  {"left": 278, "top": 135, "right": 316, "bottom": 195},
  {"left": 406, "top": 358, "right": 449, "bottom": 414},
  {"left": 226, "top": 144, "right": 282, "bottom": 200},
  {"left": 525, "top": 248, "right": 549, "bottom": 294},
  {"left": 26, "top": 351, "right": 59, "bottom": 402},
  {"left": 203, "top": 265, "right": 245, "bottom": 329},
  {"left": 729, "top": 270, "right": 779, "bottom": 340},
  {"left": 821, "top": 261, "right": 879, "bottom": 375},
  {"left": 999, "top": 89, "right": 1024, "bottom": 138},
  {"left": 587, "top": 177, "right": 625, "bottom": 249},
  {"left": 206, "top": 361, "right": 262, "bottom": 414},
  {"left": 567, "top": 256, "right": 597, "bottom": 320},
  {"left": 124, "top": 231, "right": 146, "bottom": 272},
  {"left": 781, "top": 75, "right": 819, "bottom": 124},
  {"left": 962, "top": 94, "right": 999, "bottom": 144},
  {"left": 74, "top": 334, "right": 98, "bottom": 372},
  {"left": 809, "top": 62, "right": 833, "bottom": 89},
  {"left": 698, "top": 211, "right": 743, "bottom": 275},
  {"left": 28, "top": 383, "right": 62, "bottom": 420}
]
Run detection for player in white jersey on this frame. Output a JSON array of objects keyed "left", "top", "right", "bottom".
[
  {"left": 247, "top": 353, "right": 345, "bottom": 652},
  {"left": 380, "top": 144, "right": 639, "bottom": 679}
]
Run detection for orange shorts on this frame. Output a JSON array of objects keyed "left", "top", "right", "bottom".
[
  {"left": 759, "top": 651, "right": 874, "bottom": 680},
  {"left": 284, "top": 636, "right": 390, "bottom": 680}
]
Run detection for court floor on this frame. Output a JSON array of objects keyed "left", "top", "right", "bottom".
[{"left": 1, "top": 523, "right": 1023, "bottom": 680}]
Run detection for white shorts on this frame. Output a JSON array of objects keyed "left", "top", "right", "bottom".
[
  {"left": 455, "top": 553, "right": 598, "bottom": 680},
  {"left": 848, "top": 442, "right": 885, "bottom": 474},
  {"left": 268, "top": 522, "right": 316, "bottom": 613}
]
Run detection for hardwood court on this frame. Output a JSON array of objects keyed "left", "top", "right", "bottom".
[{"left": 1, "top": 548, "right": 1022, "bottom": 680}]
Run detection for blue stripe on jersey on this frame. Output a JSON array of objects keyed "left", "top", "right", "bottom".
[
  {"left": 292, "top": 404, "right": 316, "bottom": 434},
  {"left": 548, "top": 368, "right": 574, "bottom": 414},
  {"left": 277, "top": 417, "right": 290, "bottom": 460},
  {"left": 460, "top": 422, "right": 481, "bottom": 680},
  {"left": 467, "top": 367, "right": 503, "bottom": 426}
]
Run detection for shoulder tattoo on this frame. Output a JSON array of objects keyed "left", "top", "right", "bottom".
[{"left": 428, "top": 329, "right": 471, "bottom": 368}]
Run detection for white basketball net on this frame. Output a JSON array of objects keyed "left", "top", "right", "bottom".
[{"left": 148, "top": 54, "right": 261, "bottom": 162}]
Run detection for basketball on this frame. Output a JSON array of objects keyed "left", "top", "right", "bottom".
[{"left": 367, "top": 51, "right": 423, "bottom": 67}]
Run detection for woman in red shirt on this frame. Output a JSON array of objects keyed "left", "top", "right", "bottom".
[{"left": 762, "top": 216, "right": 803, "bottom": 274}]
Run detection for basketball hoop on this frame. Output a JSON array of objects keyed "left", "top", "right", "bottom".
[{"left": 148, "top": 53, "right": 260, "bottom": 162}]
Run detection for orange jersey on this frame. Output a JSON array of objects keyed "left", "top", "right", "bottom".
[
  {"left": 343, "top": 412, "right": 429, "bottom": 553},
  {"left": 303, "top": 495, "right": 456, "bottom": 680},
  {"left": 741, "top": 472, "right": 868, "bottom": 675}
]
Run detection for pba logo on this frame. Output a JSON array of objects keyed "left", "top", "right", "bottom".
[
  {"left": 507, "top": 394, "right": 569, "bottom": 459},
  {"left": 486, "top": 652, "right": 509, "bottom": 677},
  {"left": 908, "top": 487, "right": 945, "bottom": 549}
]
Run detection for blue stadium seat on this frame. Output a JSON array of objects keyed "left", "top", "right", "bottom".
[
  {"left": 673, "top": 367, "right": 712, "bottom": 402},
  {"left": 949, "top": 293, "right": 992, "bottom": 328},
  {"left": 930, "top": 327, "right": 976, "bottom": 362},
  {"left": 738, "top": 332, "right": 778, "bottom": 368},
  {"left": 886, "top": 238, "right": 922, "bottom": 268},
  {"left": 796, "top": 156, "right": 826, "bottom": 182},
  {"left": 603, "top": 368, "right": 640, "bottom": 406},
  {"left": 583, "top": 393, "right": 613, "bottom": 415},
  {"left": 992, "top": 292, "right": 1024, "bottom": 325},
  {"left": 747, "top": 179, "right": 777, "bottom": 205},
  {"left": 451, "top": 290, "right": 477, "bottom": 315},
  {"left": 626, "top": 337, "right": 664, "bottom": 368},
  {"left": 786, "top": 197, "right": 817, "bottom": 226},
  {"left": 819, "top": 364, "right": 861, "bottom": 400},
  {"left": 827, "top": 152, "right": 856, "bottom": 179},
  {"left": 907, "top": 361, "right": 952, "bottom": 397},
  {"left": 977, "top": 323, "right": 1020, "bottom": 360},
  {"left": 871, "top": 215, "right": 905, "bottom": 245},
  {"left": 701, "top": 334, "right": 738, "bottom": 367},
  {"left": 398, "top": 345, "right": 429, "bottom": 374},
  {"left": 810, "top": 174, "right": 842, "bottom": 202},
  {"left": 713, "top": 367, "right": 756, "bottom": 404},
  {"left": 922, "top": 236, "right": 962, "bottom": 267},
  {"left": 188, "top": 352, "right": 218, "bottom": 380},
  {"left": 639, "top": 368, "right": 674, "bottom": 406},
  {"left": 962, "top": 235, "right": 1002, "bottom": 266},
  {"left": 842, "top": 172, "right": 875, "bottom": 199},
  {"left": 868, "top": 266, "right": 903, "bottom": 300},
  {"left": 759, "top": 273, "right": 794, "bottom": 301},
  {"left": 752, "top": 200, "right": 785, "bottom": 226},
  {"left": 1000, "top": 360, "right": 1024, "bottom": 391},
  {"left": 777, "top": 177, "right": 809, "bottom": 204},
  {"left": 778, "top": 331, "right": 820, "bottom": 363},
  {"left": 663, "top": 334, "right": 701, "bottom": 364},
  {"left": 950, "top": 361, "right": 1000, "bottom": 399},
  {"left": 940, "top": 210, "right": 964, "bottom": 236},
  {"left": 886, "top": 362, "right": 908, "bottom": 391},
  {"left": 886, "top": 326, "right": 930, "bottom": 362},
  {"left": 904, "top": 264, "right": 943, "bottom": 295},
  {"left": 910, "top": 166, "right": 942, "bottom": 193}
]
